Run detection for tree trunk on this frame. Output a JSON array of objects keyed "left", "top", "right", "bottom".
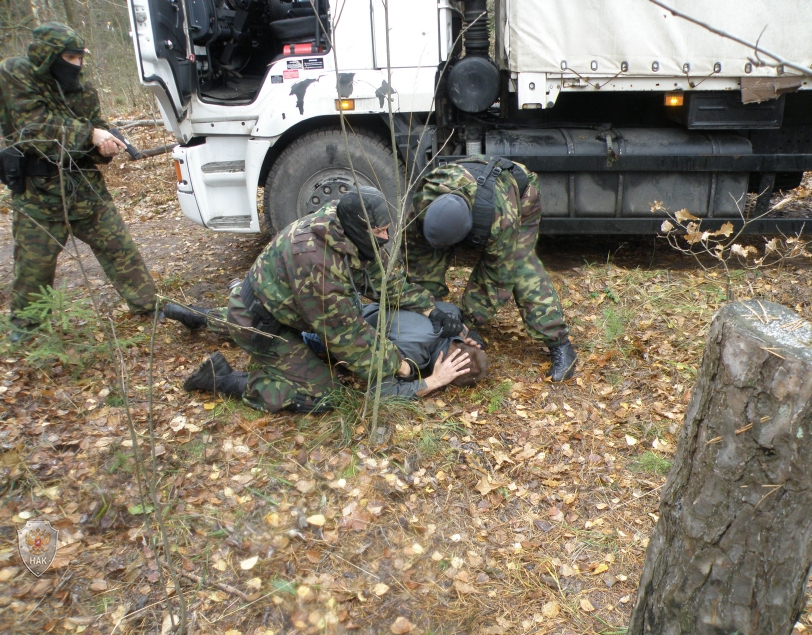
[
  {"left": 62, "top": 0, "right": 77, "bottom": 30},
  {"left": 629, "top": 300, "right": 812, "bottom": 635}
]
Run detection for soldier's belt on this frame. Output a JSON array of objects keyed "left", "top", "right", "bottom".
[{"left": 25, "top": 156, "right": 59, "bottom": 177}]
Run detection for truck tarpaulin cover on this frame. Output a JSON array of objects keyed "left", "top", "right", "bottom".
[{"left": 497, "top": 0, "right": 812, "bottom": 78}]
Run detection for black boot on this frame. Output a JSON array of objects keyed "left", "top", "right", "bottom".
[
  {"left": 164, "top": 302, "right": 210, "bottom": 330},
  {"left": 213, "top": 371, "right": 248, "bottom": 397},
  {"left": 286, "top": 393, "right": 333, "bottom": 414},
  {"left": 183, "top": 351, "right": 234, "bottom": 392},
  {"left": 547, "top": 340, "right": 577, "bottom": 382}
]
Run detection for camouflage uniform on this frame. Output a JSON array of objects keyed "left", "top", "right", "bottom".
[
  {"left": 406, "top": 159, "right": 569, "bottom": 346},
  {"left": 207, "top": 202, "right": 435, "bottom": 412},
  {"left": 0, "top": 23, "right": 156, "bottom": 327}
]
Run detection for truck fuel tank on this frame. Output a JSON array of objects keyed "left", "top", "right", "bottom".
[{"left": 485, "top": 128, "right": 752, "bottom": 219}]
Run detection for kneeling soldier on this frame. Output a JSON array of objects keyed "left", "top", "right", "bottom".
[{"left": 167, "top": 187, "right": 472, "bottom": 412}]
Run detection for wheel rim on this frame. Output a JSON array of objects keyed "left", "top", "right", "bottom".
[{"left": 296, "top": 168, "right": 378, "bottom": 216}]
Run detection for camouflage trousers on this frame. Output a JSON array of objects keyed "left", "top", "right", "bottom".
[
  {"left": 207, "top": 284, "right": 338, "bottom": 413},
  {"left": 11, "top": 203, "right": 157, "bottom": 327},
  {"left": 493, "top": 184, "right": 569, "bottom": 347}
]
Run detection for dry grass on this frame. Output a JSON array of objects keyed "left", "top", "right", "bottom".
[{"left": 2, "top": 160, "right": 812, "bottom": 634}]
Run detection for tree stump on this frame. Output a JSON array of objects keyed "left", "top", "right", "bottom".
[{"left": 629, "top": 300, "right": 812, "bottom": 635}]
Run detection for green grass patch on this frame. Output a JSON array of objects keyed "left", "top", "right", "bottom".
[
  {"left": 0, "top": 283, "right": 143, "bottom": 375},
  {"left": 630, "top": 451, "right": 672, "bottom": 476},
  {"left": 471, "top": 380, "right": 513, "bottom": 414}
]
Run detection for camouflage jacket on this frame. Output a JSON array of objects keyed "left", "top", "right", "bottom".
[
  {"left": 249, "top": 203, "right": 435, "bottom": 380},
  {"left": 0, "top": 23, "right": 112, "bottom": 220},
  {"left": 407, "top": 158, "right": 528, "bottom": 292}
]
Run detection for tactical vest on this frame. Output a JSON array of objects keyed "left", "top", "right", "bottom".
[{"left": 451, "top": 157, "right": 529, "bottom": 248}]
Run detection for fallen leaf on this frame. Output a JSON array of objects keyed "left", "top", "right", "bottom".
[
  {"left": 0, "top": 568, "right": 19, "bottom": 582},
  {"left": 592, "top": 563, "right": 609, "bottom": 575},
  {"left": 296, "top": 479, "right": 316, "bottom": 494},
  {"left": 453, "top": 579, "right": 478, "bottom": 594},
  {"left": 625, "top": 435, "right": 639, "bottom": 446},
  {"left": 390, "top": 616, "right": 415, "bottom": 634},
  {"left": 127, "top": 504, "right": 155, "bottom": 515},
  {"left": 203, "top": 402, "right": 217, "bottom": 411},
  {"left": 580, "top": 598, "right": 595, "bottom": 612},
  {"left": 90, "top": 579, "right": 108, "bottom": 592},
  {"left": 240, "top": 556, "right": 258, "bottom": 570},
  {"left": 373, "top": 583, "right": 390, "bottom": 596},
  {"left": 542, "top": 601, "right": 560, "bottom": 618},
  {"left": 161, "top": 614, "right": 181, "bottom": 635},
  {"left": 476, "top": 476, "right": 501, "bottom": 496},
  {"left": 306, "top": 514, "right": 326, "bottom": 527}
]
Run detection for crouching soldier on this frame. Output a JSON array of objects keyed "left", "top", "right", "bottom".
[
  {"left": 165, "top": 187, "right": 473, "bottom": 412},
  {"left": 405, "top": 156, "right": 576, "bottom": 381}
]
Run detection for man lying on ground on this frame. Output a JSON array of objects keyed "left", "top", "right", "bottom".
[{"left": 302, "top": 300, "right": 488, "bottom": 394}]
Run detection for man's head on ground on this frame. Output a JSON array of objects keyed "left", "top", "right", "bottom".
[
  {"left": 447, "top": 341, "right": 488, "bottom": 387},
  {"left": 423, "top": 194, "right": 472, "bottom": 248},
  {"left": 337, "top": 186, "right": 392, "bottom": 260}
]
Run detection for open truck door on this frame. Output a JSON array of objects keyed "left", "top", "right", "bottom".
[{"left": 128, "top": 0, "right": 195, "bottom": 141}]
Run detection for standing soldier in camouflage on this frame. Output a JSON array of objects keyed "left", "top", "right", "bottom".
[
  {"left": 168, "top": 187, "right": 473, "bottom": 413},
  {"left": 406, "top": 157, "right": 577, "bottom": 381},
  {"left": 0, "top": 23, "right": 157, "bottom": 342}
]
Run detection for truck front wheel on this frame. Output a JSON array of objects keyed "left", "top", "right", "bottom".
[{"left": 263, "top": 127, "right": 402, "bottom": 235}]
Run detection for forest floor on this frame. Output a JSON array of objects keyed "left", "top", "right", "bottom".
[{"left": 2, "top": 123, "right": 812, "bottom": 635}]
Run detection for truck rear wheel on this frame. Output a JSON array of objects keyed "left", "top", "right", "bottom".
[{"left": 263, "top": 127, "right": 403, "bottom": 235}]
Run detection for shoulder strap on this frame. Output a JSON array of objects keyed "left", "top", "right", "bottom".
[
  {"left": 452, "top": 156, "right": 531, "bottom": 249},
  {"left": 456, "top": 156, "right": 502, "bottom": 248}
]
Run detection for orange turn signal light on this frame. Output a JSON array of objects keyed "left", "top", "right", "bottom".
[
  {"left": 335, "top": 99, "right": 355, "bottom": 111},
  {"left": 664, "top": 93, "right": 684, "bottom": 107},
  {"left": 174, "top": 159, "right": 183, "bottom": 183}
]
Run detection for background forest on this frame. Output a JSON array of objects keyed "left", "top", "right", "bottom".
[{"left": 0, "top": 0, "right": 150, "bottom": 113}]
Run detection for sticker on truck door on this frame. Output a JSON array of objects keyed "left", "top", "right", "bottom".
[
  {"left": 283, "top": 69, "right": 299, "bottom": 80},
  {"left": 303, "top": 58, "right": 325, "bottom": 70}
]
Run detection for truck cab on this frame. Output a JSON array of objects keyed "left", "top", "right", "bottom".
[{"left": 128, "top": 0, "right": 812, "bottom": 235}]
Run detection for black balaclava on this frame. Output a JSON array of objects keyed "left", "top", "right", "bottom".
[
  {"left": 50, "top": 47, "right": 84, "bottom": 92},
  {"left": 336, "top": 186, "right": 391, "bottom": 260}
]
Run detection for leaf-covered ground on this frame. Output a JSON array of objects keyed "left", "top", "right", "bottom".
[{"left": 2, "top": 126, "right": 812, "bottom": 634}]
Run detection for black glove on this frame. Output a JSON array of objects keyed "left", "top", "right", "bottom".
[
  {"left": 429, "top": 308, "right": 464, "bottom": 338},
  {"left": 466, "top": 329, "right": 486, "bottom": 350}
]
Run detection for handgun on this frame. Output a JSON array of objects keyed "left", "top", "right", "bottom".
[{"left": 109, "top": 128, "right": 142, "bottom": 160}]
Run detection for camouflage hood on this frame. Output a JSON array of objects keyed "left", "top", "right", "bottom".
[{"left": 27, "top": 22, "right": 85, "bottom": 80}]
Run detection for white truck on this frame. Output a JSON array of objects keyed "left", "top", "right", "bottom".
[{"left": 128, "top": 0, "right": 812, "bottom": 235}]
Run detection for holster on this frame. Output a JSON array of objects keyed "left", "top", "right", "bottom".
[
  {"left": 241, "top": 274, "right": 284, "bottom": 353},
  {"left": 0, "top": 147, "right": 60, "bottom": 194},
  {"left": 0, "top": 147, "right": 25, "bottom": 194}
]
